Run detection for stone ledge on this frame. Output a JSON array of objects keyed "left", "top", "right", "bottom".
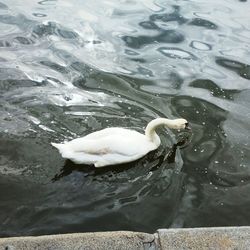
[
  {"left": 158, "top": 226, "right": 250, "bottom": 250},
  {"left": 0, "top": 231, "right": 156, "bottom": 250},
  {"left": 1, "top": 227, "right": 250, "bottom": 250}
]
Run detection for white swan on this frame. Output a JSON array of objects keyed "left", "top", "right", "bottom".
[{"left": 51, "top": 118, "right": 190, "bottom": 167}]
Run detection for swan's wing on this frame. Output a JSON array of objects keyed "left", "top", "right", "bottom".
[
  {"left": 64, "top": 135, "right": 155, "bottom": 167},
  {"left": 66, "top": 130, "right": 154, "bottom": 157}
]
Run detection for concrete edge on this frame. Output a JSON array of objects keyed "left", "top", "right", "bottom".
[
  {"left": 0, "top": 227, "right": 250, "bottom": 250},
  {"left": 157, "top": 226, "right": 250, "bottom": 250},
  {"left": 0, "top": 231, "right": 156, "bottom": 250}
]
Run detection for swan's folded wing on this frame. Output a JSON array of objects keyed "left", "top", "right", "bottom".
[{"left": 67, "top": 133, "right": 154, "bottom": 157}]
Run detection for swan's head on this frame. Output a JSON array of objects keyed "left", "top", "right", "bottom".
[
  {"left": 145, "top": 117, "right": 191, "bottom": 143},
  {"left": 165, "top": 118, "right": 191, "bottom": 130}
]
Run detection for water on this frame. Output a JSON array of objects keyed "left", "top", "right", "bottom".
[{"left": 0, "top": 0, "right": 250, "bottom": 236}]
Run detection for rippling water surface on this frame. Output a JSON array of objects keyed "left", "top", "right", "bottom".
[{"left": 0, "top": 0, "right": 250, "bottom": 236}]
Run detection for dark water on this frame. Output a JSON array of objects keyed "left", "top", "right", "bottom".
[{"left": 1, "top": 0, "right": 250, "bottom": 237}]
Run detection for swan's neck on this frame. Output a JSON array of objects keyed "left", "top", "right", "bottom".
[{"left": 145, "top": 118, "right": 175, "bottom": 145}]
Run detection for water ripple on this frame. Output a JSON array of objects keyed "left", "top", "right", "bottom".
[
  {"left": 158, "top": 47, "right": 197, "bottom": 60},
  {"left": 190, "top": 40, "right": 212, "bottom": 51},
  {"left": 216, "top": 57, "right": 250, "bottom": 80},
  {"left": 0, "top": 0, "right": 250, "bottom": 236},
  {"left": 188, "top": 18, "right": 218, "bottom": 29}
]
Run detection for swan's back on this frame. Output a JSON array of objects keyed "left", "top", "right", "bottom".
[{"left": 83, "top": 127, "right": 142, "bottom": 140}]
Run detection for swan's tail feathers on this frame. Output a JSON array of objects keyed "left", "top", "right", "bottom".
[
  {"left": 51, "top": 142, "right": 67, "bottom": 154},
  {"left": 51, "top": 142, "right": 72, "bottom": 159},
  {"left": 51, "top": 142, "right": 62, "bottom": 150}
]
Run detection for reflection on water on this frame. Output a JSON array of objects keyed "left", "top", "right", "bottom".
[{"left": 0, "top": 0, "right": 250, "bottom": 236}]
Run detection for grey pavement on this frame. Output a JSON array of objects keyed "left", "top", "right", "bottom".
[{"left": 0, "top": 227, "right": 250, "bottom": 250}]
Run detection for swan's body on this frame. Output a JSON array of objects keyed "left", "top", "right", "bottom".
[{"left": 51, "top": 118, "right": 189, "bottom": 167}]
